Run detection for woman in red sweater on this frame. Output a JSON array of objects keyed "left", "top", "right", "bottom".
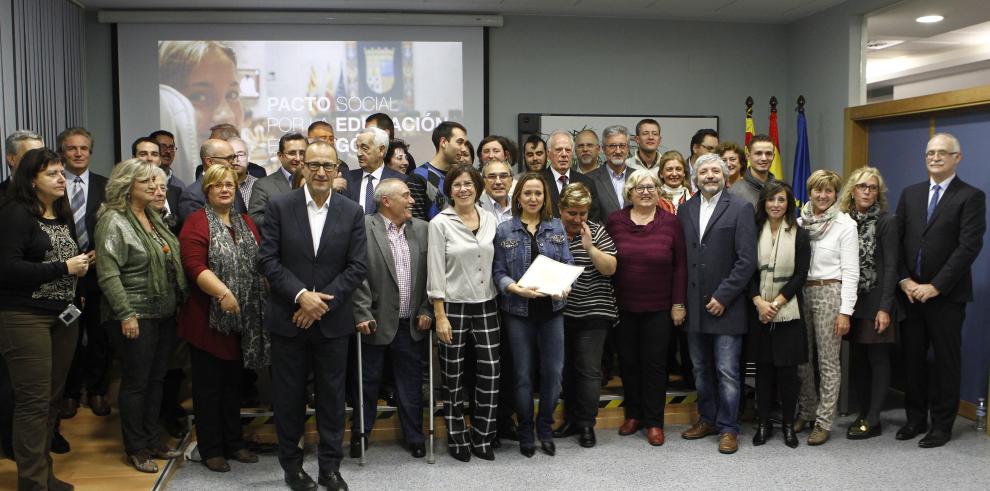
[
  {"left": 606, "top": 169, "right": 687, "bottom": 447},
  {"left": 179, "top": 165, "right": 268, "bottom": 472}
]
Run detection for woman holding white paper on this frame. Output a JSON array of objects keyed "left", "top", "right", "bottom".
[
  {"left": 493, "top": 172, "right": 574, "bottom": 458},
  {"left": 606, "top": 169, "right": 687, "bottom": 447}
]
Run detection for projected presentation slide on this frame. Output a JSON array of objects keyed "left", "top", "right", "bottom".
[{"left": 158, "top": 40, "right": 463, "bottom": 182}]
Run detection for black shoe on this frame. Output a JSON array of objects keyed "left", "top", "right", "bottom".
[
  {"left": 783, "top": 426, "right": 799, "bottom": 448},
  {"left": 471, "top": 445, "right": 495, "bottom": 461},
  {"left": 318, "top": 470, "right": 348, "bottom": 491},
  {"left": 409, "top": 443, "right": 426, "bottom": 458},
  {"left": 285, "top": 470, "right": 317, "bottom": 491},
  {"left": 896, "top": 423, "right": 928, "bottom": 441},
  {"left": 918, "top": 429, "right": 951, "bottom": 448},
  {"left": 162, "top": 416, "right": 188, "bottom": 439},
  {"left": 491, "top": 436, "right": 501, "bottom": 449},
  {"left": 578, "top": 427, "right": 596, "bottom": 448},
  {"left": 497, "top": 422, "right": 519, "bottom": 441},
  {"left": 847, "top": 419, "right": 882, "bottom": 440},
  {"left": 448, "top": 447, "right": 471, "bottom": 462},
  {"left": 348, "top": 436, "right": 368, "bottom": 458},
  {"left": 51, "top": 430, "right": 70, "bottom": 454},
  {"left": 519, "top": 446, "right": 535, "bottom": 458},
  {"left": 552, "top": 421, "right": 579, "bottom": 438},
  {"left": 752, "top": 422, "right": 773, "bottom": 446},
  {"left": 540, "top": 440, "right": 556, "bottom": 456}
]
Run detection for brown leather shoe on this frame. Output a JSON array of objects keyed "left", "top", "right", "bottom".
[
  {"left": 718, "top": 432, "right": 738, "bottom": 454},
  {"left": 230, "top": 448, "right": 259, "bottom": 463},
  {"left": 618, "top": 418, "right": 642, "bottom": 436},
  {"left": 204, "top": 456, "right": 230, "bottom": 473},
  {"left": 59, "top": 398, "right": 79, "bottom": 419},
  {"left": 647, "top": 427, "right": 665, "bottom": 446},
  {"left": 681, "top": 420, "right": 719, "bottom": 440},
  {"left": 88, "top": 395, "right": 111, "bottom": 416}
]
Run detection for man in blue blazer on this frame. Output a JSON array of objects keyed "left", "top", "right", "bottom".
[
  {"left": 895, "top": 132, "right": 986, "bottom": 448},
  {"left": 258, "top": 140, "right": 368, "bottom": 491},
  {"left": 676, "top": 154, "right": 757, "bottom": 455},
  {"left": 342, "top": 127, "right": 406, "bottom": 214}
]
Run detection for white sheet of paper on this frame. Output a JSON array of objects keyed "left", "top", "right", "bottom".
[{"left": 517, "top": 254, "right": 584, "bottom": 296}]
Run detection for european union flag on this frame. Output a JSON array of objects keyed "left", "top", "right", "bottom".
[{"left": 792, "top": 105, "right": 811, "bottom": 207}]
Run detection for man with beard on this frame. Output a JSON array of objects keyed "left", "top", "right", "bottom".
[
  {"left": 587, "top": 125, "right": 634, "bottom": 225},
  {"left": 522, "top": 134, "right": 547, "bottom": 173},
  {"left": 574, "top": 130, "right": 601, "bottom": 174}
]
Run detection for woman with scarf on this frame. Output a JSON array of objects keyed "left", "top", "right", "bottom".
[
  {"left": 794, "top": 169, "right": 859, "bottom": 446},
  {"left": 838, "top": 167, "right": 899, "bottom": 439},
  {"left": 657, "top": 151, "right": 691, "bottom": 215},
  {"left": 749, "top": 182, "right": 809, "bottom": 448},
  {"left": 179, "top": 165, "right": 267, "bottom": 472},
  {"left": 96, "top": 159, "right": 189, "bottom": 473}
]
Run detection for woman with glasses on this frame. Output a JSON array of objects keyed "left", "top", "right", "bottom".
[
  {"left": 427, "top": 164, "right": 501, "bottom": 462},
  {"left": 606, "top": 169, "right": 687, "bottom": 447},
  {"left": 838, "top": 167, "right": 899, "bottom": 440}
]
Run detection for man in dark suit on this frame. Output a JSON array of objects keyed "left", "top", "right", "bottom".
[
  {"left": 677, "top": 154, "right": 757, "bottom": 455},
  {"left": 586, "top": 125, "right": 634, "bottom": 225},
  {"left": 542, "top": 131, "right": 602, "bottom": 224},
  {"left": 59, "top": 127, "right": 112, "bottom": 420},
  {"left": 249, "top": 132, "right": 307, "bottom": 228},
  {"left": 258, "top": 140, "right": 367, "bottom": 491},
  {"left": 177, "top": 139, "right": 246, "bottom": 220},
  {"left": 352, "top": 179, "right": 432, "bottom": 458},
  {"left": 342, "top": 127, "right": 406, "bottom": 214},
  {"left": 1, "top": 130, "right": 45, "bottom": 195},
  {"left": 895, "top": 132, "right": 986, "bottom": 448}
]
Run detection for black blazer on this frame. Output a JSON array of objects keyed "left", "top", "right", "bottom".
[
  {"left": 852, "top": 213, "right": 901, "bottom": 320},
  {"left": 164, "top": 182, "right": 184, "bottom": 234},
  {"left": 542, "top": 168, "right": 602, "bottom": 224},
  {"left": 585, "top": 165, "right": 634, "bottom": 224},
  {"left": 896, "top": 177, "right": 986, "bottom": 303},
  {"left": 748, "top": 225, "right": 811, "bottom": 304},
  {"left": 257, "top": 189, "right": 368, "bottom": 339},
  {"left": 78, "top": 171, "right": 108, "bottom": 296},
  {"left": 342, "top": 166, "right": 407, "bottom": 214}
]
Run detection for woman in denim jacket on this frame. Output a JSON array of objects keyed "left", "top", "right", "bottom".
[{"left": 493, "top": 172, "right": 574, "bottom": 458}]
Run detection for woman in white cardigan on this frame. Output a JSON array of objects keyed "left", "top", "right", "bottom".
[{"left": 794, "top": 169, "right": 859, "bottom": 446}]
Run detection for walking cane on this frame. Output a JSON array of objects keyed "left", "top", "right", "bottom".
[
  {"left": 427, "top": 328, "right": 436, "bottom": 464},
  {"left": 356, "top": 323, "right": 372, "bottom": 466}
]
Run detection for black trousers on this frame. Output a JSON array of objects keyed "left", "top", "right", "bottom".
[
  {"left": 271, "top": 328, "right": 347, "bottom": 474},
  {"left": 353, "top": 324, "right": 425, "bottom": 445},
  {"left": 110, "top": 316, "right": 175, "bottom": 454},
  {"left": 901, "top": 298, "right": 965, "bottom": 432},
  {"left": 562, "top": 317, "right": 610, "bottom": 428},
  {"left": 615, "top": 311, "right": 671, "bottom": 428},
  {"left": 189, "top": 345, "right": 245, "bottom": 459},
  {"left": 64, "top": 298, "right": 112, "bottom": 399},
  {"left": 755, "top": 363, "right": 798, "bottom": 425}
]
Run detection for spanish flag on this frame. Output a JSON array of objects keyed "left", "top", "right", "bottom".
[{"left": 768, "top": 102, "right": 785, "bottom": 180}]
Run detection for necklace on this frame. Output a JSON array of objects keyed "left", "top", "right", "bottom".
[{"left": 149, "top": 228, "right": 170, "bottom": 254}]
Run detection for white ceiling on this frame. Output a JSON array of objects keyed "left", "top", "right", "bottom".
[
  {"left": 865, "top": 0, "right": 990, "bottom": 86},
  {"left": 77, "top": 0, "right": 850, "bottom": 24}
]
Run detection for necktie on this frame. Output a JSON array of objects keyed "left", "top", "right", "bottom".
[
  {"left": 558, "top": 175, "right": 568, "bottom": 192},
  {"left": 916, "top": 184, "right": 942, "bottom": 276},
  {"left": 364, "top": 175, "right": 376, "bottom": 214},
  {"left": 71, "top": 177, "right": 89, "bottom": 250}
]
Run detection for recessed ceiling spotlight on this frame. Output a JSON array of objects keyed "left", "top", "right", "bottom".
[{"left": 915, "top": 15, "right": 944, "bottom": 24}]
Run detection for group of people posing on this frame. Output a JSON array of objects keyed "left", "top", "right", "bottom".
[{"left": 0, "top": 114, "right": 983, "bottom": 491}]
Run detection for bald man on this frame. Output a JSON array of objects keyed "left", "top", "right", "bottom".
[{"left": 178, "top": 139, "right": 247, "bottom": 220}]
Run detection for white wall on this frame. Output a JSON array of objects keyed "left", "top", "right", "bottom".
[{"left": 893, "top": 65, "right": 990, "bottom": 100}]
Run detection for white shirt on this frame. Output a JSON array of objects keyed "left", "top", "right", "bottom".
[
  {"left": 427, "top": 205, "right": 497, "bottom": 303},
  {"left": 358, "top": 165, "right": 385, "bottom": 209},
  {"left": 66, "top": 168, "right": 91, "bottom": 204},
  {"left": 295, "top": 185, "right": 332, "bottom": 303},
  {"left": 799, "top": 212, "right": 860, "bottom": 315},
  {"left": 550, "top": 167, "right": 572, "bottom": 194},
  {"left": 607, "top": 165, "right": 627, "bottom": 206},
  {"left": 479, "top": 192, "right": 513, "bottom": 226},
  {"left": 698, "top": 191, "right": 722, "bottom": 238},
  {"left": 929, "top": 174, "right": 955, "bottom": 207}
]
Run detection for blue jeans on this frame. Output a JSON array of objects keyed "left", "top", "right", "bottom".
[
  {"left": 504, "top": 312, "right": 564, "bottom": 446},
  {"left": 688, "top": 332, "right": 742, "bottom": 435}
]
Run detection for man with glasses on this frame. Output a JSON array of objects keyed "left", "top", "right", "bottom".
[
  {"left": 479, "top": 160, "right": 514, "bottom": 225},
  {"left": 229, "top": 137, "right": 257, "bottom": 207},
  {"left": 150, "top": 130, "right": 186, "bottom": 190},
  {"left": 895, "top": 132, "right": 985, "bottom": 448},
  {"left": 728, "top": 134, "right": 776, "bottom": 207},
  {"left": 588, "top": 125, "right": 635, "bottom": 225},
  {"left": 249, "top": 132, "right": 308, "bottom": 228},
  {"left": 178, "top": 138, "right": 247, "bottom": 220},
  {"left": 626, "top": 119, "right": 663, "bottom": 177},
  {"left": 541, "top": 130, "right": 602, "bottom": 223},
  {"left": 258, "top": 139, "right": 367, "bottom": 491},
  {"left": 342, "top": 127, "right": 406, "bottom": 215},
  {"left": 687, "top": 129, "right": 720, "bottom": 190},
  {"left": 575, "top": 130, "right": 601, "bottom": 174}
]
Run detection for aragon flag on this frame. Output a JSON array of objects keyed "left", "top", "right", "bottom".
[
  {"left": 768, "top": 97, "right": 785, "bottom": 181},
  {"left": 745, "top": 97, "right": 756, "bottom": 147}
]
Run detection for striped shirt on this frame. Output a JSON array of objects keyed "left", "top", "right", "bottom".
[
  {"left": 384, "top": 219, "right": 412, "bottom": 318},
  {"left": 563, "top": 221, "right": 618, "bottom": 320}
]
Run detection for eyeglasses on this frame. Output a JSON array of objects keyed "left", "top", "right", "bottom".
[
  {"left": 605, "top": 143, "right": 628, "bottom": 151},
  {"left": 633, "top": 185, "right": 657, "bottom": 194},
  {"left": 282, "top": 150, "right": 306, "bottom": 158},
  {"left": 855, "top": 183, "right": 879, "bottom": 193},
  {"left": 700, "top": 144, "right": 716, "bottom": 152},
  {"left": 451, "top": 182, "right": 475, "bottom": 190},
  {"left": 305, "top": 161, "right": 338, "bottom": 172},
  {"left": 210, "top": 154, "right": 235, "bottom": 162},
  {"left": 925, "top": 150, "right": 958, "bottom": 159},
  {"left": 484, "top": 173, "right": 511, "bottom": 181},
  {"left": 211, "top": 183, "right": 237, "bottom": 191},
  {"left": 158, "top": 144, "right": 176, "bottom": 151}
]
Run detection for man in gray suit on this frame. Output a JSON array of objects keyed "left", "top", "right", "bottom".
[
  {"left": 248, "top": 132, "right": 308, "bottom": 227},
  {"left": 676, "top": 153, "right": 757, "bottom": 455},
  {"left": 586, "top": 125, "right": 634, "bottom": 224},
  {"left": 352, "top": 179, "right": 432, "bottom": 458}
]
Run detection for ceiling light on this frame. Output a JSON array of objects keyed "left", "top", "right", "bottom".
[
  {"left": 916, "top": 15, "right": 944, "bottom": 24},
  {"left": 866, "top": 39, "right": 904, "bottom": 50}
]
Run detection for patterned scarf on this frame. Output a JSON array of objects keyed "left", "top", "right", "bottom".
[
  {"left": 660, "top": 184, "right": 689, "bottom": 212},
  {"left": 123, "top": 207, "right": 187, "bottom": 303},
  {"left": 800, "top": 200, "right": 840, "bottom": 241},
  {"left": 851, "top": 204, "right": 881, "bottom": 292},
  {"left": 204, "top": 206, "right": 270, "bottom": 369},
  {"left": 757, "top": 221, "right": 800, "bottom": 322}
]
